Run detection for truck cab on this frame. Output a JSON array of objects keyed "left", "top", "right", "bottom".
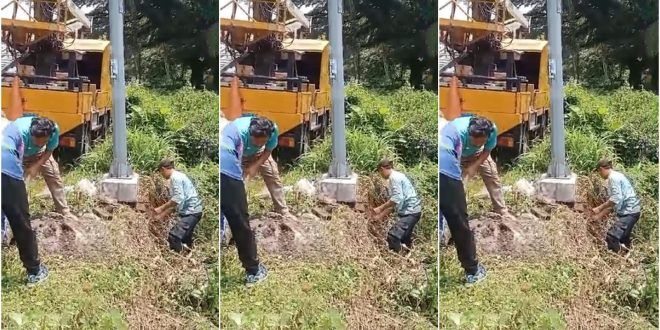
[
  {"left": 1, "top": 38, "right": 112, "bottom": 156},
  {"left": 220, "top": 38, "right": 331, "bottom": 158},
  {"left": 440, "top": 38, "right": 550, "bottom": 156}
]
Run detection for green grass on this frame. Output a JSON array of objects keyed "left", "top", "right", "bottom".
[
  {"left": 2, "top": 254, "right": 140, "bottom": 329},
  {"left": 221, "top": 254, "right": 359, "bottom": 329}
]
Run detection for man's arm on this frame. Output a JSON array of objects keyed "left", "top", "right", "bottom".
[
  {"left": 25, "top": 150, "right": 53, "bottom": 179},
  {"left": 374, "top": 200, "right": 396, "bottom": 214},
  {"left": 464, "top": 150, "right": 491, "bottom": 178},
  {"left": 244, "top": 149, "right": 271, "bottom": 179}
]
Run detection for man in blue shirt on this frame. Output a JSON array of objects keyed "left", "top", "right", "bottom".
[
  {"left": 14, "top": 115, "right": 70, "bottom": 215},
  {"left": 233, "top": 115, "right": 289, "bottom": 215},
  {"left": 592, "top": 159, "right": 642, "bottom": 252},
  {"left": 440, "top": 117, "right": 486, "bottom": 285},
  {"left": 1, "top": 115, "right": 49, "bottom": 285},
  {"left": 373, "top": 159, "right": 422, "bottom": 252},
  {"left": 453, "top": 115, "right": 509, "bottom": 216},
  {"left": 154, "top": 159, "right": 203, "bottom": 253},
  {"left": 220, "top": 118, "right": 268, "bottom": 285}
]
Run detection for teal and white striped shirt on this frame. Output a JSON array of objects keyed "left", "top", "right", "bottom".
[{"left": 607, "top": 170, "right": 641, "bottom": 215}]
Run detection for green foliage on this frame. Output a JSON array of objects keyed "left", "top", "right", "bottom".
[
  {"left": 299, "top": 130, "right": 398, "bottom": 174},
  {"left": 80, "top": 129, "right": 178, "bottom": 174},
  {"left": 606, "top": 88, "right": 659, "bottom": 163},
  {"left": 564, "top": 84, "right": 658, "bottom": 165},
  {"left": 345, "top": 84, "right": 438, "bottom": 164},
  {"left": 126, "top": 84, "right": 219, "bottom": 164},
  {"left": 386, "top": 86, "right": 438, "bottom": 163},
  {"left": 517, "top": 130, "right": 617, "bottom": 174},
  {"left": 166, "top": 87, "right": 220, "bottom": 163}
]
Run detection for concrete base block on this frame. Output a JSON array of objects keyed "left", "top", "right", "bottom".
[
  {"left": 538, "top": 173, "right": 577, "bottom": 203},
  {"left": 319, "top": 173, "right": 358, "bottom": 204},
  {"left": 100, "top": 173, "right": 140, "bottom": 203}
]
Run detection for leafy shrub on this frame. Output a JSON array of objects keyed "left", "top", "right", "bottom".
[
  {"left": 80, "top": 129, "right": 178, "bottom": 174},
  {"left": 345, "top": 84, "right": 438, "bottom": 164},
  {"left": 386, "top": 87, "right": 438, "bottom": 163},
  {"left": 606, "top": 88, "right": 658, "bottom": 164},
  {"left": 517, "top": 130, "right": 617, "bottom": 174},
  {"left": 166, "top": 87, "right": 220, "bottom": 163},
  {"left": 564, "top": 84, "right": 658, "bottom": 165},
  {"left": 126, "top": 83, "right": 172, "bottom": 134},
  {"left": 126, "top": 84, "right": 219, "bottom": 165},
  {"left": 345, "top": 84, "right": 391, "bottom": 133},
  {"left": 299, "top": 130, "right": 398, "bottom": 174}
]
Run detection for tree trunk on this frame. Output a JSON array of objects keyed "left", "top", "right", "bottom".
[
  {"left": 627, "top": 58, "right": 643, "bottom": 89},
  {"left": 190, "top": 58, "right": 204, "bottom": 89},
  {"left": 409, "top": 59, "right": 424, "bottom": 89},
  {"left": 651, "top": 55, "right": 658, "bottom": 93}
]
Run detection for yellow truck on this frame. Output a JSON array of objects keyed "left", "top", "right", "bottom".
[
  {"left": 1, "top": 38, "right": 112, "bottom": 156},
  {"left": 439, "top": 38, "right": 550, "bottom": 156},
  {"left": 220, "top": 38, "right": 331, "bottom": 158}
]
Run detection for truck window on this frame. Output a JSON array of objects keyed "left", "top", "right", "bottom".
[
  {"left": 515, "top": 53, "right": 541, "bottom": 88},
  {"left": 297, "top": 53, "right": 322, "bottom": 88}
]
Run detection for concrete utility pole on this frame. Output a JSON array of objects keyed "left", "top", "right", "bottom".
[
  {"left": 101, "top": 0, "right": 139, "bottom": 203},
  {"left": 319, "top": 0, "right": 357, "bottom": 203},
  {"left": 546, "top": 0, "right": 568, "bottom": 178},
  {"left": 327, "top": 0, "right": 349, "bottom": 178},
  {"left": 538, "top": 0, "right": 576, "bottom": 203}
]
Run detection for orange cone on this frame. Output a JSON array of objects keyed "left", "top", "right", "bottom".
[
  {"left": 7, "top": 76, "right": 23, "bottom": 120},
  {"left": 226, "top": 76, "right": 242, "bottom": 120},
  {"left": 446, "top": 76, "right": 462, "bottom": 120}
]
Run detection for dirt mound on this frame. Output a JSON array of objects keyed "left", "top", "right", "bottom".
[
  {"left": 471, "top": 212, "right": 549, "bottom": 257},
  {"left": 31, "top": 212, "right": 111, "bottom": 257},
  {"left": 250, "top": 212, "right": 327, "bottom": 257}
]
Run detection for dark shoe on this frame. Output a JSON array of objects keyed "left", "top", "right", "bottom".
[
  {"left": 27, "top": 264, "right": 49, "bottom": 286},
  {"left": 465, "top": 264, "right": 487, "bottom": 286},
  {"left": 246, "top": 264, "right": 268, "bottom": 286}
]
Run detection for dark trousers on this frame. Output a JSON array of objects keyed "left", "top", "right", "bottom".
[
  {"left": 440, "top": 173, "right": 479, "bottom": 275},
  {"left": 168, "top": 212, "right": 202, "bottom": 252},
  {"left": 387, "top": 212, "right": 422, "bottom": 251},
  {"left": 606, "top": 212, "right": 641, "bottom": 252},
  {"left": 1, "top": 174, "right": 41, "bottom": 274},
  {"left": 221, "top": 173, "right": 260, "bottom": 275}
]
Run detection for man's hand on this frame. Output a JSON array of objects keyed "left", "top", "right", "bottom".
[
  {"left": 591, "top": 207, "right": 599, "bottom": 215},
  {"left": 464, "top": 165, "right": 478, "bottom": 179},
  {"left": 24, "top": 166, "right": 39, "bottom": 181},
  {"left": 154, "top": 206, "right": 163, "bottom": 215},
  {"left": 244, "top": 165, "right": 258, "bottom": 180},
  {"left": 372, "top": 207, "right": 381, "bottom": 215}
]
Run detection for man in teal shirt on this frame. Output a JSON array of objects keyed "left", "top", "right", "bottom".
[
  {"left": 233, "top": 115, "right": 289, "bottom": 215},
  {"left": 453, "top": 115, "right": 509, "bottom": 216},
  {"left": 14, "top": 116, "right": 70, "bottom": 215},
  {"left": 155, "top": 159, "right": 204, "bottom": 253},
  {"left": 373, "top": 159, "right": 423, "bottom": 252},
  {"left": 593, "top": 159, "right": 642, "bottom": 252}
]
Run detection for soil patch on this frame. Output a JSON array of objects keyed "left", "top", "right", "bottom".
[
  {"left": 31, "top": 212, "right": 112, "bottom": 257},
  {"left": 471, "top": 212, "right": 549, "bottom": 257},
  {"left": 250, "top": 212, "right": 328, "bottom": 257}
]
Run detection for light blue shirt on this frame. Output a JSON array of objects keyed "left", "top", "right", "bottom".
[
  {"left": 439, "top": 120, "right": 463, "bottom": 180},
  {"left": 14, "top": 116, "right": 60, "bottom": 157},
  {"left": 607, "top": 170, "right": 641, "bottom": 215},
  {"left": 389, "top": 170, "right": 422, "bottom": 215},
  {"left": 1, "top": 120, "right": 24, "bottom": 180},
  {"left": 170, "top": 170, "right": 203, "bottom": 216},
  {"left": 234, "top": 116, "right": 279, "bottom": 157},
  {"left": 220, "top": 122, "right": 243, "bottom": 180},
  {"left": 452, "top": 116, "right": 498, "bottom": 157}
]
